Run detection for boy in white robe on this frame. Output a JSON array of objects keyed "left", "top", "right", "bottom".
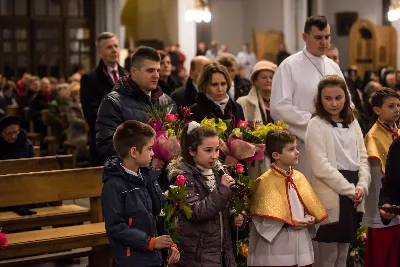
[{"left": 248, "top": 130, "right": 327, "bottom": 267}]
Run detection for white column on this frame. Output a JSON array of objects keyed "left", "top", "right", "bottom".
[
  {"left": 283, "top": 0, "right": 296, "bottom": 53},
  {"left": 315, "top": 0, "right": 324, "bottom": 15},
  {"left": 178, "top": 0, "right": 197, "bottom": 72},
  {"left": 295, "top": 0, "right": 308, "bottom": 52},
  {"left": 391, "top": 20, "right": 400, "bottom": 68}
]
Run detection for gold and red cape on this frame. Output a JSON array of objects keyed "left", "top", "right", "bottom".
[
  {"left": 249, "top": 165, "right": 328, "bottom": 225},
  {"left": 365, "top": 119, "right": 399, "bottom": 173}
]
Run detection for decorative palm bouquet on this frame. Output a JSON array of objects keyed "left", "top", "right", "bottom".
[
  {"left": 147, "top": 106, "right": 192, "bottom": 163},
  {"left": 163, "top": 175, "right": 192, "bottom": 242},
  {"left": 201, "top": 117, "right": 288, "bottom": 163},
  {"left": 347, "top": 226, "right": 367, "bottom": 267}
]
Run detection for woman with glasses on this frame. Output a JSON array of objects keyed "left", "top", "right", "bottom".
[{"left": 0, "top": 115, "right": 34, "bottom": 160}]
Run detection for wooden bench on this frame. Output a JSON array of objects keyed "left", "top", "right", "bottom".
[
  {"left": 0, "top": 154, "right": 75, "bottom": 175},
  {"left": 0, "top": 167, "right": 110, "bottom": 267}
]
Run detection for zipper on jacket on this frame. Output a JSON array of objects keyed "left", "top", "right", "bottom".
[{"left": 127, "top": 217, "right": 133, "bottom": 256}]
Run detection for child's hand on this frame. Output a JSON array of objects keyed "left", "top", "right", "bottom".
[
  {"left": 221, "top": 174, "right": 235, "bottom": 188},
  {"left": 168, "top": 246, "right": 180, "bottom": 264},
  {"left": 353, "top": 188, "right": 364, "bottom": 208},
  {"left": 234, "top": 214, "right": 245, "bottom": 227},
  {"left": 154, "top": 235, "right": 173, "bottom": 249},
  {"left": 304, "top": 214, "right": 315, "bottom": 225},
  {"left": 291, "top": 218, "right": 308, "bottom": 230}
]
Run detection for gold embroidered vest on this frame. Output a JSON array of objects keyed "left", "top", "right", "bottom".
[
  {"left": 365, "top": 120, "right": 399, "bottom": 173},
  {"left": 249, "top": 165, "right": 328, "bottom": 225}
]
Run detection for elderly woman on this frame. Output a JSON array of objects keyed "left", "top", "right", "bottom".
[
  {"left": 190, "top": 62, "right": 244, "bottom": 123},
  {"left": 236, "top": 60, "right": 277, "bottom": 178}
]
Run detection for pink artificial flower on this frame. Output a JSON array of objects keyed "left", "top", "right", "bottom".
[
  {"left": 165, "top": 114, "right": 178, "bottom": 122},
  {"left": 361, "top": 233, "right": 367, "bottom": 243},
  {"left": 235, "top": 163, "right": 245, "bottom": 174},
  {"left": 237, "top": 120, "right": 249, "bottom": 128},
  {"left": 176, "top": 175, "right": 186, "bottom": 186}
]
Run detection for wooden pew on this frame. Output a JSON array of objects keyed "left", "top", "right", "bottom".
[
  {"left": 6, "top": 106, "right": 18, "bottom": 117},
  {"left": 0, "top": 154, "right": 75, "bottom": 175},
  {"left": 0, "top": 167, "right": 110, "bottom": 267},
  {"left": 23, "top": 107, "right": 41, "bottom": 146}
]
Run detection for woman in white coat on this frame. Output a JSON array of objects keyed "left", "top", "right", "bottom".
[{"left": 237, "top": 60, "right": 277, "bottom": 178}]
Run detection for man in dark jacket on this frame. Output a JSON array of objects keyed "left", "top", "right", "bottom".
[
  {"left": 80, "top": 32, "right": 128, "bottom": 166},
  {"left": 170, "top": 56, "right": 211, "bottom": 108},
  {"left": 96, "top": 46, "right": 177, "bottom": 164}
]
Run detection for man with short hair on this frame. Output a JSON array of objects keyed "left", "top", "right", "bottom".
[
  {"left": 271, "top": 15, "right": 345, "bottom": 181},
  {"left": 170, "top": 56, "right": 211, "bottom": 108},
  {"left": 217, "top": 53, "right": 251, "bottom": 100},
  {"left": 80, "top": 32, "right": 128, "bottom": 166},
  {"left": 96, "top": 46, "right": 176, "bottom": 164}
]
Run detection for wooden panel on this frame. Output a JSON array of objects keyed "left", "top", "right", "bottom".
[
  {"left": 6, "top": 106, "right": 18, "bottom": 117},
  {"left": 0, "top": 205, "right": 90, "bottom": 232},
  {"left": 252, "top": 30, "right": 283, "bottom": 63},
  {"left": 0, "top": 247, "right": 92, "bottom": 267},
  {"left": 0, "top": 167, "right": 103, "bottom": 207},
  {"left": 0, "top": 155, "right": 75, "bottom": 175},
  {"left": 0, "top": 223, "right": 108, "bottom": 260}
]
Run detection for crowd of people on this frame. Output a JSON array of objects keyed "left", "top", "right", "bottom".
[{"left": 1, "top": 14, "right": 400, "bottom": 267}]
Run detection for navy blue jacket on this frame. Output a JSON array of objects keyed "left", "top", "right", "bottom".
[{"left": 102, "top": 157, "right": 168, "bottom": 267}]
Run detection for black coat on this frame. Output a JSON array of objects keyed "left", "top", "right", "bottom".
[
  {"left": 233, "top": 76, "right": 251, "bottom": 101},
  {"left": 0, "top": 130, "right": 34, "bottom": 160},
  {"left": 80, "top": 60, "right": 128, "bottom": 166},
  {"left": 158, "top": 76, "right": 181, "bottom": 96},
  {"left": 170, "top": 77, "right": 198, "bottom": 108},
  {"left": 102, "top": 157, "right": 167, "bottom": 267},
  {"left": 190, "top": 92, "right": 245, "bottom": 123},
  {"left": 96, "top": 75, "right": 177, "bottom": 164},
  {"left": 28, "top": 92, "right": 49, "bottom": 136},
  {"left": 379, "top": 138, "right": 400, "bottom": 225}
]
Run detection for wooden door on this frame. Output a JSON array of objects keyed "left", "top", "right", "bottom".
[{"left": 252, "top": 30, "right": 283, "bottom": 63}]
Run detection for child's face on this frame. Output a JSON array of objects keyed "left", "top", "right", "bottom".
[
  {"left": 321, "top": 86, "right": 346, "bottom": 120},
  {"left": 131, "top": 137, "right": 155, "bottom": 167},
  {"left": 273, "top": 141, "right": 299, "bottom": 168},
  {"left": 373, "top": 96, "right": 400, "bottom": 125},
  {"left": 189, "top": 136, "right": 219, "bottom": 169}
]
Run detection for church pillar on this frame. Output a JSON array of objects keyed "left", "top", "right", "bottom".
[{"left": 178, "top": 0, "right": 197, "bottom": 72}]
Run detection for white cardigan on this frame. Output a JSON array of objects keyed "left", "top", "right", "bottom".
[{"left": 305, "top": 116, "right": 371, "bottom": 225}]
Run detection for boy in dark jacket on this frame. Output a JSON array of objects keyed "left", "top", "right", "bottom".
[{"left": 102, "top": 120, "right": 180, "bottom": 267}]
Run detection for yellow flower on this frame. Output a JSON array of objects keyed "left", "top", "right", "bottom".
[
  {"left": 251, "top": 120, "right": 288, "bottom": 139},
  {"left": 200, "top": 118, "right": 227, "bottom": 136},
  {"left": 241, "top": 244, "right": 248, "bottom": 258}
]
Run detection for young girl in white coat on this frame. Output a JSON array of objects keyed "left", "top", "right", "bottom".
[{"left": 305, "top": 75, "right": 371, "bottom": 267}]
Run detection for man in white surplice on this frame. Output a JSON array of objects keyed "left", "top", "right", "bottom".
[{"left": 270, "top": 15, "right": 345, "bottom": 181}]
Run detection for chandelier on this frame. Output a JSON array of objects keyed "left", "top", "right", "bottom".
[
  {"left": 185, "top": 0, "right": 212, "bottom": 23},
  {"left": 388, "top": 0, "right": 400, "bottom": 22}
]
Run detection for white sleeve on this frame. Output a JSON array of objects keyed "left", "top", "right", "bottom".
[
  {"left": 354, "top": 121, "right": 371, "bottom": 195},
  {"left": 270, "top": 62, "right": 312, "bottom": 142},
  {"left": 252, "top": 216, "right": 284, "bottom": 243},
  {"left": 370, "top": 158, "right": 383, "bottom": 199},
  {"left": 305, "top": 118, "right": 356, "bottom": 198}
]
